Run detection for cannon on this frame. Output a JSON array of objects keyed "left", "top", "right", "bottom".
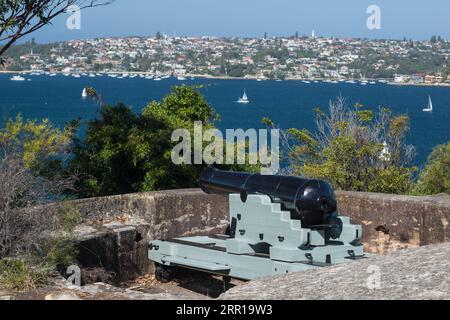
[
  {"left": 200, "top": 167, "right": 343, "bottom": 239},
  {"left": 149, "top": 168, "right": 365, "bottom": 282}
]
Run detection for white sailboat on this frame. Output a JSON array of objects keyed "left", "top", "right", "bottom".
[
  {"left": 423, "top": 96, "right": 433, "bottom": 112},
  {"left": 81, "top": 88, "right": 88, "bottom": 98},
  {"left": 10, "top": 75, "right": 26, "bottom": 81},
  {"left": 237, "top": 90, "right": 250, "bottom": 104}
]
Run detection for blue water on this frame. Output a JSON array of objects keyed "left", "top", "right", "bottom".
[{"left": 1, "top": 74, "right": 449, "bottom": 167}]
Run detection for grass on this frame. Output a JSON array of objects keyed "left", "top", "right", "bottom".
[
  {"left": 0, "top": 259, "right": 49, "bottom": 291},
  {"left": 0, "top": 203, "right": 81, "bottom": 291}
]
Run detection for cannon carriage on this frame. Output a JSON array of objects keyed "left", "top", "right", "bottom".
[{"left": 149, "top": 168, "right": 365, "bottom": 282}]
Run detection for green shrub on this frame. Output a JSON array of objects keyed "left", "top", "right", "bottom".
[
  {"left": 414, "top": 142, "right": 450, "bottom": 195},
  {"left": 71, "top": 85, "right": 259, "bottom": 197},
  {"left": 0, "top": 259, "right": 48, "bottom": 291},
  {"left": 42, "top": 238, "right": 78, "bottom": 268},
  {"left": 264, "top": 98, "right": 417, "bottom": 194},
  {"left": 59, "top": 202, "right": 83, "bottom": 232}
]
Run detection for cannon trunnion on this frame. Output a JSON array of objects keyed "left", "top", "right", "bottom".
[{"left": 149, "top": 168, "right": 365, "bottom": 281}]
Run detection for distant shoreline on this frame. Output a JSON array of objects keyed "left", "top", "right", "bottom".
[{"left": 1, "top": 70, "right": 449, "bottom": 88}]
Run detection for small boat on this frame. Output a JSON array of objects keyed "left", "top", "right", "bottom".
[
  {"left": 236, "top": 90, "right": 250, "bottom": 104},
  {"left": 302, "top": 80, "right": 311, "bottom": 84},
  {"left": 154, "top": 77, "right": 162, "bottom": 81},
  {"left": 49, "top": 73, "right": 57, "bottom": 77},
  {"left": 177, "top": 76, "right": 187, "bottom": 81},
  {"left": 81, "top": 88, "right": 88, "bottom": 98},
  {"left": 10, "top": 75, "right": 26, "bottom": 81},
  {"left": 88, "top": 73, "right": 96, "bottom": 78},
  {"left": 422, "top": 96, "right": 433, "bottom": 112}
]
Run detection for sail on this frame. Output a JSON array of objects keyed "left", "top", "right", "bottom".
[
  {"left": 423, "top": 95, "right": 433, "bottom": 112},
  {"left": 242, "top": 91, "right": 248, "bottom": 101}
]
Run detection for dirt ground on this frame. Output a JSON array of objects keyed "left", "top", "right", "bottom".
[
  {"left": 0, "top": 269, "right": 245, "bottom": 300},
  {"left": 122, "top": 269, "right": 245, "bottom": 299}
]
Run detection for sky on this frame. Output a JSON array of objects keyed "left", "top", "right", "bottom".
[{"left": 25, "top": 0, "right": 450, "bottom": 43}]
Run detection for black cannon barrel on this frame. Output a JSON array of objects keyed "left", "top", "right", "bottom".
[{"left": 200, "top": 167, "right": 340, "bottom": 234}]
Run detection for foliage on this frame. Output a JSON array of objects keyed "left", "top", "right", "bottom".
[
  {"left": 413, "top": 142, "right": 450, "bottom": 195},
  {"left": 70, "top": 85, "right": 259, "bottom": 197},
  {"left": 0, "top": 156, "right": 79, "bottom": 289},
  {"left": 264, "top": 97, "right": 417, "bottom": 194},
  {"left": 0, "top": 119, "right": 79, "bottom": 290},
  {"left": 0, "top": 259, "right": 48, "bottom": 291},
  {"left": 0, "top": 0, "right": 113, "bottom": 59},
  {"left": 0, "top": 115, "right": 71, "bottom": 175}
]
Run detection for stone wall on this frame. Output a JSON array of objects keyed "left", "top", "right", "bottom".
[
  {"left": 71, "top": 189, "right": 230, "bottom": 283},
  {"left": 74, "top": 188, "right": 230, "bottom": 239},
  {"left": 336, "top": 192, "right": 450, "bottom": 253},
  {"left": 74, "top": 189, "right": 449, "bottom": 251},
  {"left": 71, "top": 189, "right": 449, "bottom": 282}
]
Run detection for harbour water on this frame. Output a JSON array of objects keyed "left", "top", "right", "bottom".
[{"left": 1, "top": 73, "right": 449, "bottom": 167}]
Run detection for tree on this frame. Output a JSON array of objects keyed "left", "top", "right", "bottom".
[
  {"left": 0, "top": 117, "right": 79, "bottom": 289},
  {"left": 70, "top": 86, "right": 258, "bottom": 197},
  {"left": 263, "top": 97, "right": 417, "bottom": 194},
  {"left": 0, "top": 0, "right": 113, "bottom": 58},
  {"left": 414, "top": 142, "right": 450, "bottom": 195},
  {"left": 0, "top": 114, "right": 73, "bottom": 176}
]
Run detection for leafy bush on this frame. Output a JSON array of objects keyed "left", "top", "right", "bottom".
[
  {"left": 414, "top": 142, "right": 450, "bottom": 195},
  {"left": 0, "top": 114, "right": 71, "bottom": 175},
  {"left": 264, "top": 97, "right": 417, "bottom": 194},
  {"left": 71, "top": 85, "right": 258, "bottom": 197},
  {"left": 0, "top": 119, "right": 79, "bottom": 290},
  {"left": 0, "top": 259, "right": 48, "bottom": 291}
]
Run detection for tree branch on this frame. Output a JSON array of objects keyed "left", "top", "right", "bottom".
[{"left": 0, "top": 0, "right": 114, "bottom": 56}]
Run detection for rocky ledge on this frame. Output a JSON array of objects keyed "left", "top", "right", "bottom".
[{"left": 220, "top": 243, "right": 450, "bottom": 300}]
